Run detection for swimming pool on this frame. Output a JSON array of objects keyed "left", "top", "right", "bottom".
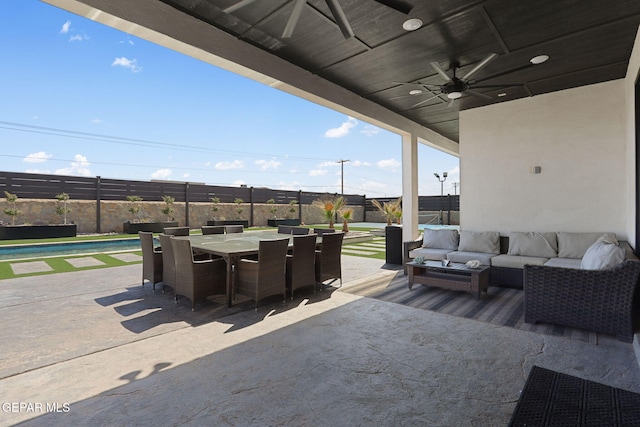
[{"left": 0, "top": 238, "right": 144, "bottom": 261}]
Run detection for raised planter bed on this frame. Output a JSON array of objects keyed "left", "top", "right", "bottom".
[
  {"left": 0, "top": 224, "right": 77, "bottom": 240},
  {"left": 123, "top": 221, "right": 179, "bottom": 234},
  {"left": 207, "top": 220, "right": 250, "bottom": 228},
  {"left": 267, "top": 219, "right": 301, "bottom": 227}
]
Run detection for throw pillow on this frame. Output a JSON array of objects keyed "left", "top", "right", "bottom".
[
  {"left": 507, "top": 232, "right": 558, "bottom": 258},
  {"left": 458, "top": 231, "right": 500, "bottom": 253},
  {"left": 581, "top": 237, "right": 625, "bottom": 270},
  {"left": 422, "top": 229, "right": 459, "bottom": 250},
  {"left": 557, "top": 232, "right": 617, "bottom": 259}
]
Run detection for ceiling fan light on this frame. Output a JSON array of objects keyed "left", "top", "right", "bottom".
[
  {"left": 402, "top": 18, "right": 422, "bottom": 31},
  {"left": 409, "top": 89, "right": 423, "bottom": 95},
  {"left": 447, "top": 91, "right": 462, "bottom": 99},
  {"left": 530, "top": 55, "right": 549, "bottom": 65}
]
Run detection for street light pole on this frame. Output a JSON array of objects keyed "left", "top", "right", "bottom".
[
  {"left": 434, "top": 172, "right": 448, "bottom": 225},
  {"left": 337, "top": 159, "right": 350, "bottom": 196}
]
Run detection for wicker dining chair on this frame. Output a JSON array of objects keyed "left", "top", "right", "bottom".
[
  {"left": 201, "top": 225, "right": 225, "bottom": 235},
  {"left": 291, "top": 227, "right": 311, "bottom": 235},
  {"left": 314, "top": 228, "right": 336, "bottom": 237},
  {"left": 235, "top": 238, "right": 289, "bottom": 309},
  {"left": 158, "top": 234, "right": 177, "bottom": 294},
  {"left": 277, "top": 225, "right": 293, "bottom": 235},
  {"left": 225, "top": 225, "right": 244, "bottom": 234},
  {"left": 139, "top": 231, "right": 163, "bottom": 291},
  {"left": 163, "top": 226, "right": 190, "bottom": 236},
  {"left": 286, "top": 234, "right": 317, "bottom": 299},
  {"left": 171, "top": 238, "right": 226, "bottom": 311},
  {"left": 315, "top": 232, "right": 344, "bottom": 289}
]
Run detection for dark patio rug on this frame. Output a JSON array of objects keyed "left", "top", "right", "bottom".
[
  {"left": 509, "top": 365, "right": 640, "bottom": 426},
  {"left": 341, "top": 271, "right": 598, "bottom": 343}
]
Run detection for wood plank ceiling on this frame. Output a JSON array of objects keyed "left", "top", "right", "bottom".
[{"left": 160, "top": 0, "right": 640, "bottom": 143}]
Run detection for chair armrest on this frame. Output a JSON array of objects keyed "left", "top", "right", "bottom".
[
  {"left": 524, "top": 261, "right": 640, "bottom": 341},
  {"left": 403, "top": 235, "right": 423, "bottom": 274}
]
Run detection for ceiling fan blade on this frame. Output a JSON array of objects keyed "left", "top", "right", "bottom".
[
  {"left": 282, "top": 0, "right": 308, "bottom": 38},
  {"left": 222, "top": 0, "right": 258, "bottom": 13},
  {"left": 392, "top": 81, "right": 441, "bottom": 89},
  {"left": 465, "top": 90, "right": 492, "bottom": 100},
  {"left": 470, "top": 83, "right": 524, "bottom": 88},
  {"left": 325, "top": 0, "right": 354, "bottom": 39},
  {"left": 462, "top": 53, "right": 498, "bottom": 81},
  {"left": 373, "top": 0, "right": 413, "bottom": 14},
  {"left": 430, "top": 62, "right": 452, "bottom": 82},
  {"left": 411, "top": 94, "right": 442, "bottom": 108}
]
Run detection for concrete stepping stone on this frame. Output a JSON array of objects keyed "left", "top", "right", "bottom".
[
  {"left": 10, "top": 261, "right": 53, "bottom": 275},
  {"left": 65, "top": 257, "right": 105, "bottom": 268},
  {"left": 110, "top": 253, "right": 142, "bottom": 263}
]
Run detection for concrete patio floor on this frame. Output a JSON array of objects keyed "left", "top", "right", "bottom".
[{"left": 1, "top": 256, "right": 639, "bottom": 426}]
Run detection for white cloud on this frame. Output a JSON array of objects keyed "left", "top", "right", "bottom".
[
  {"left": 377, "top": 158, "right": 401, "bottom": 170},
  {"left": 232, "top": 180, "right": 246, "bottom": 187},
  {"left": 350, "top": 160, "right": 371, "bottom": 167},
  {"left": 255, "top": 159, "right": 282, "bottom": 171},
  {"left": 112, "top": 57, "right": 142, "bottom": 73},
  {"left": 309, "top": 169, "right": 327, "bottom": 176},
  {"left": 69, "top": 34, "right": 88, "bottom": 42},
  {"left": 361, "top": 125, "right": 381, "bottom": 136},
  {"left": 55, "top": 154, "right": 91, "bottom": 176},
  {"left": 90, "top": 118, "right": 102, "bottom": 124},
  {"left": 25, "top": 168, "right": 51, "bottom": 174},
  {"left": 23, "top": 151, "right": 53, "bottom": 163},
  {"left": 151, "top": 168, "right": 172, "bottom": 180},
  {"left": 324, "top": 116, "right": 357, "bottom": 138},
  {"left": 215, "top": 160, "right": 244, "bottom": 170},
  {"left": 60, "top": 20, "right": 71, "bottom": 34}
]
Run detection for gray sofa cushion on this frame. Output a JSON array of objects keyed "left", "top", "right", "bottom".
[
  {"left": 557, "top": 232, "right": 616, "bottom": 259},
  {"left": 446, "top": 251, "right": 496, "bottom": 266},
  {"left": 409, "top": 247, "right": 453, "bottom": 261},
  {"left": 544, "top": 257, "right": 582, "bottom": 269},
  {"left": 491, "top": 254, "right": 549, "bottom": 269},
  {"left": 507, "top": 232, "right": 558, "bottom": 258},
  {"left": 422, "top": 229, "right": 459, "bottom": 250},
  {"left": 458, "top": 231, "right": 500, "bottom": 253}
]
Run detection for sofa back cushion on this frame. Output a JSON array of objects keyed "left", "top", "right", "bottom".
[
  {"left": 557, "top": 232, "right": 617, "bottom": 259},
  {"left": 507, "top": 232, "right": 558, "bottom": 258},
  {"left": 581, "top": 235, "right": 625, "bottom": 270},
  {"left": 422, "top": 229, "right": 459, "bottom": 250},
  {"left": 458, "top": 231, "right": 500, "bottom": 253}
]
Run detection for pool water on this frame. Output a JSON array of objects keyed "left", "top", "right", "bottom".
[{"left": 0, "top": 239, "right": 145, "bottom": 261}]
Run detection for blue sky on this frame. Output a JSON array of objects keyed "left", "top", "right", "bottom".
[{"left": 0, "top": 0, "right": 460, "bottom": 197}]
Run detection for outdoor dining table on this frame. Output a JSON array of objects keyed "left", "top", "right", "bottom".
[{"left": 175, "top": 231, "right": 321, "bottom": 307}]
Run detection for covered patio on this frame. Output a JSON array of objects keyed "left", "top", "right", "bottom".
[
  {"left": 12, "top": 0, "right": 640, "bottom": 423},
  {"left": 2, "top": 256, "right": 640, "bottom": 426}
]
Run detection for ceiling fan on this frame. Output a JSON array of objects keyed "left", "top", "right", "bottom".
[
  {"left": 393, "top": 53, "right": 538, "bottom": 108},
  {"left": 223, "top": 0, "right": 413, "bottom": 39}
]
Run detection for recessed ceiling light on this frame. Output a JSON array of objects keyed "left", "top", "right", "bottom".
[
  {"left": 409, "top": 89, "right": 423, "bottom": 95},
  {"left": 402, "top": 18, "right": 423, "bottom": 31},
  {"left": 530, "top": 55, "right": 549, "bottom": 65},
  {"left": 447, "top": 92, "right": 462, "bottom": 100},
  {"left": 498, "top": 92, "right": 507, "bottom": 97}
]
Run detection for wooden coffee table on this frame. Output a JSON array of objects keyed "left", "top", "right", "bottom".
[{"left": 406, "top": 260, "right": 490, "bottom": 299}]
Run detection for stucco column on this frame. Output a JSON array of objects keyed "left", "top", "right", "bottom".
[{"left": 401, "top": 133, "right": 419, "bottom": 243}]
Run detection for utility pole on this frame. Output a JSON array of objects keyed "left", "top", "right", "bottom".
[
  {"left": 337, "top": 159, "right": 350, "bottom": 196},
  {"left": 452, "top": 182, "right": 459, "bottom": 195},
  {"left": 434, "top": 172, "right": 448, "bottom": 225}
]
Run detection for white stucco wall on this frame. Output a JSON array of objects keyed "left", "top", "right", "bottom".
[
  {"left": 459, "top": 79, "right": 629, "bottom": 238},
  {"left": 624, "top": 28, "right": 640, "bottom": 248}
]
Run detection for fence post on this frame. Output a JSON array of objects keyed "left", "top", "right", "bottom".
[
  {"left": 96, "top": 176, "right": 101, "bottom": 233},
  {"left": 185, "top": 182, "right": 190, "bottom": 227},
  {"left": 250, "top": 187, "right": 254, "bottom": 227},
  {"left": 298, "top": 190, "right": 302, "bottom": 224}
]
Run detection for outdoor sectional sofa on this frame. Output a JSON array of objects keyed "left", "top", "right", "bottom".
[{"left": 404, "top": 229, "right": 640, "bottom": 342}]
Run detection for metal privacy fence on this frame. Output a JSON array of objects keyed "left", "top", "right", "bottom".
[{"left": 0, "top": 171, "right": 459, "bottom": 224}]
